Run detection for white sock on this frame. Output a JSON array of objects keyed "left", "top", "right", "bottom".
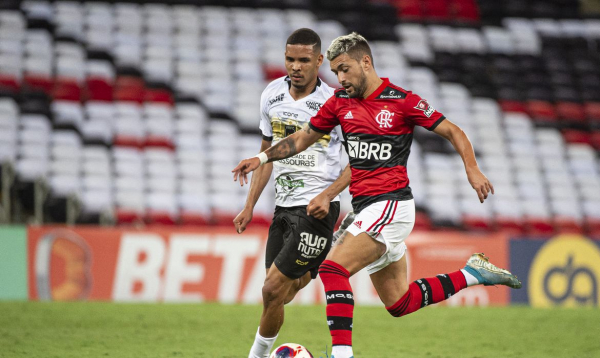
[
  {"left": 331, "top": 345, "right": 354, "bottom": 358},
  {"left": 461, "top": 269, "right": 480, "bottom": 287},
  {"left": 248, "top": 327, "right": 278, "bottom": 358}
]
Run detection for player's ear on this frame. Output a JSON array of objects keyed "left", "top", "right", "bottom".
[
  {"left": 317, "top": 53, "right": 323, "bottom": 67},
  {"left": 361, "top": 54, "right": 372, "bottom": 71}
]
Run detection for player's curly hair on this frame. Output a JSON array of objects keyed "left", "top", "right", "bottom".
[{"left": 326, "top": 32, "right": 374, "bottom": 67}]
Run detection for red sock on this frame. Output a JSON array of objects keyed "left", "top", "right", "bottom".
[
  {"left": 386, "top": 271, "right": 467, "bottom": 317},
  {"left": 318, "top": 260, "right": 353, "bottom": 347}
]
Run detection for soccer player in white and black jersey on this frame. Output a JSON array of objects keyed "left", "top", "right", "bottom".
[
  {"left": 234, "top": 32, "right": 522, "bottom": 358},
  {"left": 233, "top": 29, "right": 351, "bottom": 358}
]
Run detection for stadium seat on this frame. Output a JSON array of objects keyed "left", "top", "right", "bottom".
[
  {"left": 2, "top": 0, "right": 600, "bottom": 233},
  {"left": 562, "top": 129, "right": 591, "bottom": 145},
  {"left": 585, "top": 102, "right": 600, "bottom": 128},
  {"left": 526, "top": 101, "right": 558, "bottom": 125}
]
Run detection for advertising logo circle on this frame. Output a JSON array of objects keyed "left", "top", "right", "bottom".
[{"left": 529, "top": 236, "right": 600, "bottom": 307}]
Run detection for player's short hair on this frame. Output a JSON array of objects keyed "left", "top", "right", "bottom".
[
  {"left": 286, "top": 28, "right": 322, "bottom": 54},
  {"left": 326, "top": 32, "right": 374, "bottom": 67}
]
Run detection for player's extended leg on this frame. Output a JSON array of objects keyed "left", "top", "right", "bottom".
[
  {"left": 284, "top": 271, "right": 312, "bottom": 304},
  {"left": 371, "top": 253, "right": 522, "bottom": 318},
  {"left": 318, "top": 231, "right": 386, "bottom": 358},
  {"left": 371, "top": 254, "right": 469, "bottom": 315},
  {"left": 249, "top": 265, "right": 308, "bottom": 358}
]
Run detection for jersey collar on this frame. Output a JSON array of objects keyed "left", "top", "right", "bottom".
[{"left": 365, "top": 77, "right": 390, "bottom": 100}]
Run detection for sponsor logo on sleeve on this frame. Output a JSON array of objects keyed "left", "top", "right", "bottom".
[{"left": 414, "top": 99, "right": 436, "bottom": 117}]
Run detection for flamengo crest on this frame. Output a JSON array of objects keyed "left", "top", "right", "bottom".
[{"left": 375, "top": 109, "right": 394, "bottom": 128}]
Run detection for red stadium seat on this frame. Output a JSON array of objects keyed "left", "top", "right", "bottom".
[
  {"left": 251, "top": 214, "right": 273, "bottom": 227},
  {"left": 554, "top": 217, "right": 583, "bottom": 234},
  {"left": 114, "top": 87, "right": 144, "bottom": 103},
  {"left": 590, "top": 131, "right": 600, "bottom": 151},
  {"left": 499, "top": 100, "right": 528, "bottom": 114},
  {"left": 585, "top": 102, "right": 600, "bottom": 128},
  {"left": 424, "top": 0, "right": 450, "bottom": 21},
  {"left": 113, "top": 136, "right": 144, "bottom": 149},
  {"left": 115, "top": 209, "right": 143, "bottom": 225},
  {"left": 212, "top": 210, "right": 237, "bottom": 226},
  {"left": 146, "top": 210, "right": 177, "bottom": 225},
  {"left": 462, "top": 215, "right": 494, "bottom": 231},
  {"left": 86, "top": 77, "right": 113, "bottom": 101},
  {"left": 53, "top": 78, "right": 81, "bottom": 101},
  {"left": 145, "top": 88, "right": 174, "bottom": 105},
  {"left": 180, "top": 211, "right": 210, "bottom": 226},
  {"left": 555, "top": 102, "right": 587, "bottom": 126},
  {"left": 413, "top": 211, "right": 432, "bottom": 231},
  {"left": 452, "top": 0, "right": 480, "bottom": 23},
  {"left": 526, "top": 100, "right": 558, "bottom": 124},
  {"left": 524, "top": 218, "right": 555, "bottom": 237},
  {"left": 114, "top": 76, "right": 145, "bottom": 103},
  {"left": 585, "top": 218, "right": 600, "bottom": 239},
  {"left": 495, "top": 217, "right": 526, "bottom": 236},
  {"left": 394, "top": 0, "right": 424, "bottom": 20},
  {"left": 562, "top": 129, "right": 592, "bottom": 145},
  {"left": 23, "top": 75, "right": 53, "bottom": 93},
  {"left": 0, "top": 74, "right": 20, "bottom": 92},
  {"left": 144, "top": 135, "right": 175, "bottom": 150},
  {"left": 263, "top": 66, "right": 287, "bottom": 82}
]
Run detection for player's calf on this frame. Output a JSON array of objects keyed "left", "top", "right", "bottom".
[
  {"left": 386, "top": 253, "right": 521, "bottom": 317},
  {"left": 319, "top": 260, "right": 354, "bottom": 358},
  {"left": 284, "top": 272, "right": 312, "bottom": 304},
  {"left": 386, "top": 271, "right": 467, "bottom": 317}
]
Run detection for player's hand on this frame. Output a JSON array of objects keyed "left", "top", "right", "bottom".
[
  {"left": 233, "top": 207, "right": 253, "bottom": 234},
  {"left": 232, "top": 157, "right": 261, "bottom": 186},
  {"left": 307, "top": 192, "right": 330, "bottom": 219},
  {"left": 467, "top": 167, "right": 494, "bottom": 203}
]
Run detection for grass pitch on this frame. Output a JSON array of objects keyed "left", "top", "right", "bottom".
[{"left": 0, "top": 302, "right": 599, "bottom": 358}]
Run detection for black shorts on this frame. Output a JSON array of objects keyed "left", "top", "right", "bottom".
[{"left": 265, "top": 202, "right": 340, "bottom": 280}]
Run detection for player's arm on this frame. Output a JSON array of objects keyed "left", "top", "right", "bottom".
[
  {"left": 233, "top": 139, "right": 273, "bottom": 233},
  {"left": 232, "top": 125, "right": 325, "bottom": 186},
  {"left": 433, "top": 119, "right": 494, "bottom": 203},
  {"left": 307, "top": 164, "right": 351, "bottom": 219}
]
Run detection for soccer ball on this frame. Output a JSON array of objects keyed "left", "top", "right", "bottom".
[{"left": 269, "top": 343, "right": 314, "bottom": 358}]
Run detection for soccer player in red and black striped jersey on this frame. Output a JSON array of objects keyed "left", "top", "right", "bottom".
[{"left": 233, "top": 32, "right": 521, "bottom": 358}]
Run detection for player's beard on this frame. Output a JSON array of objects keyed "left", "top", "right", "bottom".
[{"left": 347, "top": 71, "right": 368, "bottom": 98}]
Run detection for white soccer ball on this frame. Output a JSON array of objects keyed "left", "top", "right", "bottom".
[{"left": 269, "top": 343, "right": 314, "bottom": 358}]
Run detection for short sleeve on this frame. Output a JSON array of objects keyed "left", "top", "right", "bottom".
[
  {"left": 309, "top": 96, "right": 339, "bottom": 134},
  {"left": 258, "top": 90, "right": 273, "bottom": 140},
  {"left": 404, "top": 92, "right": 446, "bottom": 131}
]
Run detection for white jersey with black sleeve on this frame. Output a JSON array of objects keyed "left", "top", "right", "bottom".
[{"left": 259, "top": 76, "right": 343, "bottom": 208}]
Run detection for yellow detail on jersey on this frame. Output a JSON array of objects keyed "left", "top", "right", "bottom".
[{"left": 271, "top": 117, "right": 331, "bottom": 148}]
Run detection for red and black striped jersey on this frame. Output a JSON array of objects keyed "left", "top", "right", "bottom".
[{"left": 309, "top": 78, "right": 445, "bottom": 213}]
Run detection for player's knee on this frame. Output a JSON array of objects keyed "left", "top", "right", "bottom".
[{"left": 386, "top": 307, "right": 404, "bottom": 318}]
